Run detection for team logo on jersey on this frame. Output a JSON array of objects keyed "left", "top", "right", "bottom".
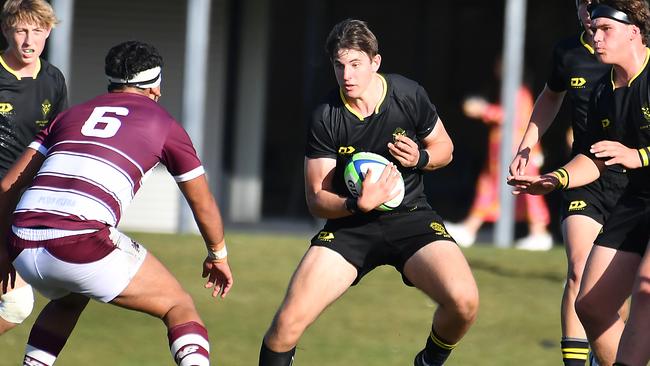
[
  {"left": 568, "top": 200, "right": 587, "bottom": 211},
  {"left": 430, "top": 222, "right": 452, "bottom": 238},
  {"left": 41, "top": 99, "right": 51, "bottom": 118},
  {"left": 601, "top": 118, "right": 611, "bottom": 128},
  {"left": 0, "top": 102, "right": 13, "bottom": 114},
  {"left": 338, "top": 146, "right": 356, "bottom": 155},
  {"left": 642, "top": 105, "right": 650, "bottom": 122},
  {"left": 317, "top": 231, "right": 335, "bottom": 242},
  {"left": 570, "top": 77, "right": 587, "bottom": 88},
  {"left": 392, "top": 127, "right": 406, "bottom": 142}
]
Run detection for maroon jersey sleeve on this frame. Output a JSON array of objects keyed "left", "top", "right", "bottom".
[{"left": 161, "top": 121, "right": 204, "bottom": 182}]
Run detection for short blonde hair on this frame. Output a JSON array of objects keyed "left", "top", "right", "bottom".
[{"left": 1, "top": 0, "right": 58, "bottom": 30}]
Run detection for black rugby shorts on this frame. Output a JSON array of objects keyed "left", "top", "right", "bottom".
[{"left": 310, "top": 209, "right": 456, "bottom": 286}]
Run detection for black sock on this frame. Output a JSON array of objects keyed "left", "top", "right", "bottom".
[
  {"left": 259, "top": 341, "right": 295, "bottom": 366},
  {"left": 560, "top": 337, "right": 589, "bottom": 366},
  {"left": 421, "top": 328, "right": 456, "bottom": 366}
]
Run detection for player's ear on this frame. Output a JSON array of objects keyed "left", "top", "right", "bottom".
[{"left": 371, "top": 54, "right": 381, "bottom": 72}]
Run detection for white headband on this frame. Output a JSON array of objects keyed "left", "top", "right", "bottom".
[{"left": 107, "top": 66, "right": 162, "bottom": 88}]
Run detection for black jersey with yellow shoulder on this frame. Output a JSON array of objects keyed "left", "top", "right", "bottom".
[
  {"left": 584, "top": 49, "right": 650, "bottom": 195},
  {"left": 306, "top": 73, "right": 437, "bottom": 211},
  {"left": 547, "top": 32, "right": 610, "bottom": 156},
  {"left": 0, "top": 55, "right": 67, "bottom": 176}
]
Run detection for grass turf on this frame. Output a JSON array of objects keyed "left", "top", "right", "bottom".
[{"left": 0, "top": 231, "right": 567, "bottom": 365}]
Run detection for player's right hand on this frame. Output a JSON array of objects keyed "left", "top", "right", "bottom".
[
  {"left": 0, "top": 246, "right": 16, "bottom": 294},
  {"left": 509, "top": 147, "right": 530, "bottom": 176},
  {"left": 357, "top": 163, "right": 402, "bottom": 212},
  {"left": 507, "top": 173, "right": 558, "bottom": 196},
  {"left": 202, "top": 258, "right": 233, "bottom": 299}
]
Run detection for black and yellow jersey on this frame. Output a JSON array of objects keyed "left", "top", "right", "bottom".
[
  {"left": 547, "top": 32, "right": 610, "bottom": 156},
  {"left": 585, "top": 48, "right": 650, "bottom": 195},
  {"left": 306, "top": 73, "right": 437, "bottom": 212},
  {"left": 0, "top": 55, "right": 67, "bottom": 176}
]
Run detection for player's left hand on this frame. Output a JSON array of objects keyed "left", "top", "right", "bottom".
[
  {"left": 202, "top": 258, "right": 233, "bottom": 299},
  {"left": 590, "top": 140, "right": 641, "bottom": 169},
  {"left": 388, "top": 135, "right": 420, "bottom": 168}
]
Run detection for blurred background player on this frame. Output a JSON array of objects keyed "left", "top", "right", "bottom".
[
  {"left": 0, "top": 0, "right": 67, "bottom": 335},
  {"left": 258, "top": 19, "right": 478, "bottom": 366},
  {"left": 508, "top": 1, "right": 650, "bottom": 364},
  {"left": 509, "top": 0, "right": 630, "bottom": 364},
  {"left": 445, "top": 58, "right": 552, "bottom": 250},
  {"left": 0, "top": 40, "right": 232, "bottom": 366}
]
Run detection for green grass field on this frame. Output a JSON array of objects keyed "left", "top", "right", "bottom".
[{"left": 0, "top": 231, "right": 568, "bottom": 365}]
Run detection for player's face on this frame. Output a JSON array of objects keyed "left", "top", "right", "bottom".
[
  {"left": 2, "top": 21, "right": 51, "bottom": 68},
  {"left": 332, "top": 48, "right": 380, "bottom": 99},
  {"left": 577, "top": 1, "right": 593, "bottom": 37},
  {"left": 591, "top": 18, "right": 635, "bottom": 64}
]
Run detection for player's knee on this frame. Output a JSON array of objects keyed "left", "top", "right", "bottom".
[
  {"left": 633, "top": 277, "right": 650, "bottom": 301},
  {"left": 451, "top": 290, "right": 479, "bottom": 325},
  {"left": 0, "top": 285, "right": 34, "bottom": 324},
  {"left": 270, "top": 309, "right": 308, "bottom": 345},
  {"left": 575, "top": 294, "right": 603, "bottom": 326}
]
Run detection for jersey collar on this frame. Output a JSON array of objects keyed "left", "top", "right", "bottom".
[
  {"left": 610, "top": 47, "right": 650, "bottom": 89},
  {"left": 579, "top": 32, "right": 595, "bottom": 55},
  {"left": 339, "top": 73, "right": 388, "bottom": 121},
  {"left": 0, "top": 54, "right": 41, "bottom": 80}
]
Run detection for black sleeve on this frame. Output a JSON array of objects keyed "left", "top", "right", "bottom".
[
  {"left": 412, "top": 85, "right": 438, "bottom": 139},
  {"left": 305, "top": 103, "right": 337, "bottom": 159},
  {"left": 546, "top": 42, "right": 567, "bottom": 93}
]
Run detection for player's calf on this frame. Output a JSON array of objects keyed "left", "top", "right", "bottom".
[{"left": 168, "top": 321, "right": 210, "bottom": 366}]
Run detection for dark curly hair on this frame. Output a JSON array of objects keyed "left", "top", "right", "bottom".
[
  {"left": 105, "top": 41, "right": 164, "bottom": 91},
  {"left": 598, "top": 0, "right": 650, "bottom": 44},
  {"left": 325, "top": 19, "right": 378, "bottom": 61}
]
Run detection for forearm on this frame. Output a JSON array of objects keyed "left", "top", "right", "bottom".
[
  {"left": 306, "top": 189, "right": 351, "bottom": 219},
  {"left": 517, "top": 87, "right": 564, "bottom": 152},
  {"left": 552, "top": 154, "right": 602, "bottom": 189},
  {"left": 420, "top": 140, "right": 453, "bottom": 171},
  {"left": 179, "top": 176, "right": 226, "bottom": 256}
]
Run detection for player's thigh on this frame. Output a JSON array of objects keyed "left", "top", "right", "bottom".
[
  {"left": 579, "top": 245, "right": 639, "bottom": 312},
  {"left": 403, "top": 240, "right": 478, "bottom": 305},
  {"left": 562, "top": 215, "right": 602, "bottom": 269},
  {"left": 111, "top": 252, "right": 194, "bottom": 318},
  {"left": 278, "top": 246, "right": 357, "bottom": 323}
]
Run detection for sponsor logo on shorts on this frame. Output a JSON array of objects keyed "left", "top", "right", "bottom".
[
  {"left": 568, "top": 200, "right": 587, "bottom": 211},
  {"left": 570, "top": 77, "right": 587, "bottom": 88},
  {"left": 430, "top": 222, "right": 451, "bottom": 238},
  {"left": 338, "top": 146, "right": 355, "bottom": 155},
  {"left": 317, "top": 231, "right": 335, "bottom": 242}
]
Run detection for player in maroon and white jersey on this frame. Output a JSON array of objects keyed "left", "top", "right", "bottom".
[{"left": 0, "top": 41, "right": 232, "bottom": 366}]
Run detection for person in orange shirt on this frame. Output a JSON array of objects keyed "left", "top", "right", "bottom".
[{"left": 446, "top": 66, "right": 552, "bottom": 250}]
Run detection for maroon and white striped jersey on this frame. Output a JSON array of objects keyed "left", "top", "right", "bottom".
[{"left": 12, "top": 92, "right": 204, "bottom": 231}]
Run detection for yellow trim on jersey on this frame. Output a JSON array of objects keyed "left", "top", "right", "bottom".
[
  {"left": 375, "top": 74, "right": 388, "bottom": 114},
  {"left": 611, "top": 48, "right": 650, "bottom": 89},
  {"left": 339, "top": 73, "right": 388, "bottom": 121},
  {"left": 340, "top": 88, "right": 365, "bottom": 121},
  {"left": 429, "top": 331, "right": 457, "bottom": 351},
  {"left": 580, "top": 32, "right": 595, "bottom": 55},
  {"left": 0, "top": 54, "right": 41, "bottom": 80}
]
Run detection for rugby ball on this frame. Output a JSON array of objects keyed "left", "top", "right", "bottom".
[{"left": 343, "top": 152, "right": 405, "bottom": 211}]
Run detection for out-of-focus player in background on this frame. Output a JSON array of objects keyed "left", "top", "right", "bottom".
[
  {"left": 509, "top": 0, "right": 629, "bottom": 364},
  {"left": 0, "top": 0, "right": 68, "bottom": 335},
  {"left": 0, "top": 40, "right": 232, "bottom": 366}
]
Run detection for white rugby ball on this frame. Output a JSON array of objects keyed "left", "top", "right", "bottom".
[{"left": 343, "top": 152, "right": 404, "bottom": 211}]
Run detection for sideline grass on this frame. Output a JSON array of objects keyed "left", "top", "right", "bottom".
[{"left": 0, "top": 232, "right": 566, "bottom": 365}]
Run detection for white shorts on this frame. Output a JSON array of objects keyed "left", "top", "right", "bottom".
[{"left": 12, "top": 228, "right": 147, "bottom": 303}]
